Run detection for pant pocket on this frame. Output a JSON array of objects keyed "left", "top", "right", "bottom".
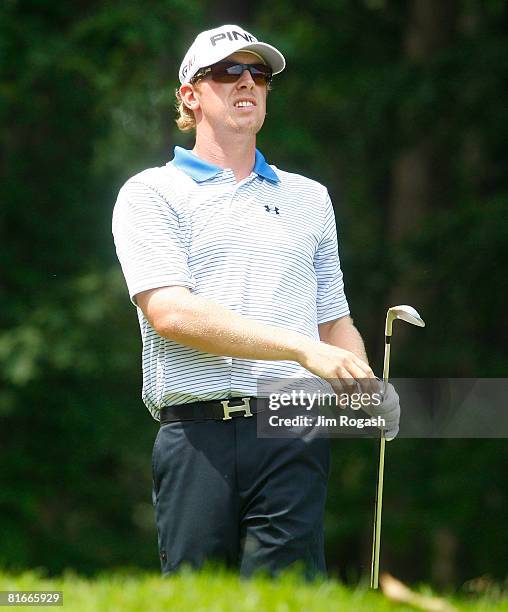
[{"left": 151, "top": 428, "right": 163, "bottom": 503}]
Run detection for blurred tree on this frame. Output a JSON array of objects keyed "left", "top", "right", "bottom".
[{"left": 205, "top": 0, "right": 254, "bottom": 25}]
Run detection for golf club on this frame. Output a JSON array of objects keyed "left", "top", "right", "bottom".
[{"left": 370, "top": 305, "right": 425, "bottom": 589}]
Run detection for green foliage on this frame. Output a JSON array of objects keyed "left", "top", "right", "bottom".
[{"left": 1, "top": 569, "right": 508, "bottom": 611}]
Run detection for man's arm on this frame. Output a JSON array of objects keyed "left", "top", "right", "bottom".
[
  {"left": 136, "top": 286, "right": 377, "bottom": 392},
  {"left": 318, "top": 316, "right": 369, "bottom": 363}
]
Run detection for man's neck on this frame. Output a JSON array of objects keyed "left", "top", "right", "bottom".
[{"left": 192, "top": 131, "right": 256, "bottom": 182}]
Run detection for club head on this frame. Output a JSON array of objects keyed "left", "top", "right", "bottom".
[{"left": 385, "top": 305, "right": 425, "bottom": 336}]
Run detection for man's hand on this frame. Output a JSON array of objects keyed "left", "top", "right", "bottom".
[
  {"left": 361, "top": 382, "right": 400, "bottom": 441},
  {"left": 298, "top": 340, "right": 379, "bottom": 396}
]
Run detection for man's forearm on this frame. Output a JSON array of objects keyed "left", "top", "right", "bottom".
[
  {"left": 319, "top": 316, "right": 369, "bottom": 364},
  {"left": 138, "top": 286, "right": 312, "bottom": 362},
  {"left": 137, "top": 287, "right": 376, "bottom": 388}
]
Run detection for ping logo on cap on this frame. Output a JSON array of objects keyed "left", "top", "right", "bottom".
[{"left": 209, "top": 30, "right": 256, "bottom": 46}]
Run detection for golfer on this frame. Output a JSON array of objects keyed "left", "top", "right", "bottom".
[{"left": 112, "top": 24, "right": 400, "bottom": 578}]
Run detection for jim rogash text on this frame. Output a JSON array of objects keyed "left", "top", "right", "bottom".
[{"left": 268, "top": 414, "right": 386, "bottom": 428}]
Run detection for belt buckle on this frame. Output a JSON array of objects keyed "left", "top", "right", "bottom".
[{"left": 221, "top": 397, "right": 253, "bottom": 420}]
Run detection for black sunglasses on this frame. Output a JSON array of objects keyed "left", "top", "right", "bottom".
[{"left": 192, "top": 61, "right": 273, "bottom": 85}]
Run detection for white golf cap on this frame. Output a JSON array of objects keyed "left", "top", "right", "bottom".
[{"left": 179, "top": 24, "right": 286, "bottom": 84}]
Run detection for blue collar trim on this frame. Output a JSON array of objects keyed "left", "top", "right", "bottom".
[{"left": 171, "top": 146, "right": 280, "bottom": 184}]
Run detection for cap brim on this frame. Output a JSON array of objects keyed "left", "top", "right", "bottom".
[{"left": 237, "top": 42, "right": 286, "bottom": 75}]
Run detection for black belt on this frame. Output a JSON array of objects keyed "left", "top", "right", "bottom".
[{"left": 159, "top": 397, "right": 264, "bottom": 425}]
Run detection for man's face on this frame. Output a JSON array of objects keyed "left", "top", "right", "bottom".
[{"left": 183, "top": 51, "right": 269, "bottom": 137}]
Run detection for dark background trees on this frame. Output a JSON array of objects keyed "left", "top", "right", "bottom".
[{"left": 1, "top": 0, "right": 507, "bottom": 589}]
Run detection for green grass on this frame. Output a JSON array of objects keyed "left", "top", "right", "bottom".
[{"left": 0, "top": 569, "right": 507, "bottom": 611}]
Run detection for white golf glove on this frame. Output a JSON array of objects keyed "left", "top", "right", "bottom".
[{"left": 362, "top": 381, "right": 400, "bottom": 441}]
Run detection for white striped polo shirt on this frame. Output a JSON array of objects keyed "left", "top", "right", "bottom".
[{"left": 112, "top": 147, "right": 350, "bottom": 420}]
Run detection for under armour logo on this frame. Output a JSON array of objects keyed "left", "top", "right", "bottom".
[{"left": 264, "top": 205, "right": 280, "bottom": 215}]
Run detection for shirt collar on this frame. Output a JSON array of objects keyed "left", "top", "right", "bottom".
[{"left": 171, "top": 146, "right": 280, "bottom": 184}]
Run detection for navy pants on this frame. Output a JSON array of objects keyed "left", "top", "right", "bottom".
[{"left": 152, "top": 414, "right": 330, "bottom": 578}]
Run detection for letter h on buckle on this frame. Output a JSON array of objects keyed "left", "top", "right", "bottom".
[{"left": 221, "top": 397, "right": 253, "bottom": 420}]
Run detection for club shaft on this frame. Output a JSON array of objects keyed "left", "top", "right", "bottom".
[
  {"left": 371, "top": 437, "right": 385, "bottom": 588},
  {"left": 370, "top": 334, "right": 391, "bottom": 589},
  {"left": 383, "top": 336, "right": 391, "bottom": 390}
]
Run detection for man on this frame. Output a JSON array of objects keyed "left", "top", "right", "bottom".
[{"left": 112, "top": 24, "right": 399, "bottom": 578}]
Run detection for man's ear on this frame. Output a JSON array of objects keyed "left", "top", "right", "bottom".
[{"left": 179, "top": 84, "right": 200, "bottom": 111}]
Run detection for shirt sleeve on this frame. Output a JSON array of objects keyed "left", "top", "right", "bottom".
[
  {"left": 112, "top": 179, "right": 195, "bottom": 305},
  {"left": 314, "top": 189, "right": 350, "bottom": 324}
]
